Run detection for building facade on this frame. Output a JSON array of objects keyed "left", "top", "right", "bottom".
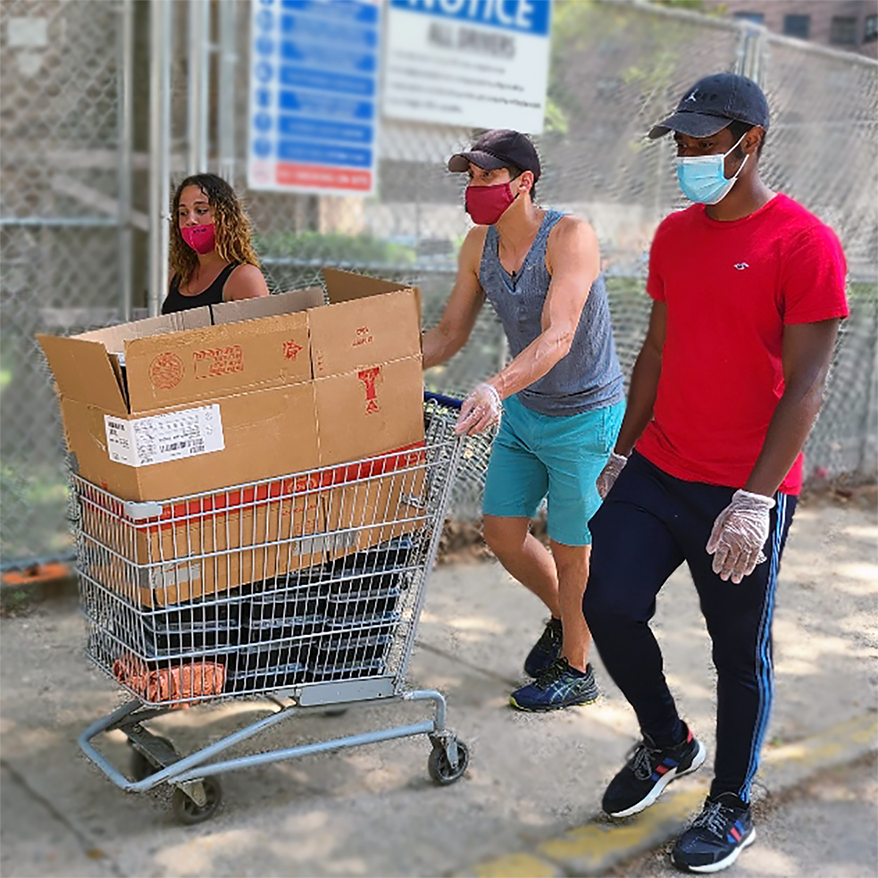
[{"left": 703, "top": 0, "right": 878, "bottom": 58}]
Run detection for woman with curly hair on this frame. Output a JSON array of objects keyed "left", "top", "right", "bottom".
[{"left": 162, "top": 173, "right": 269, "bottom": 314}]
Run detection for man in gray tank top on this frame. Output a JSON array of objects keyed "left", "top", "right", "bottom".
[{"left": 422, "top": 129, "right": 625, "bottom": 712}]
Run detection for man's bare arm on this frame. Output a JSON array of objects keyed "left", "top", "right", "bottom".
[
  {"left": 486, "top": 217, "right": 599, "bottom": 398},
  {"left": 422, "top": 227, "right": 486, "bottom": 370}
]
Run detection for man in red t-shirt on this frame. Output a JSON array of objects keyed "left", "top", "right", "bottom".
[{"left": 582, "top": 73, "right": 848, "bottom": 873}]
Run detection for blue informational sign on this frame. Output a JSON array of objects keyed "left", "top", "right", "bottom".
[{"left": 248, "top": 0, "right": 381, "bottom": 195}]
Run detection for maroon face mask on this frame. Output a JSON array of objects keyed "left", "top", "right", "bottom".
[
  {"left": 180, "top": 223, "right": 216, "bottom": 254},
  {"left": 465, "top": 182, "right": 516, "bottom": 225}
]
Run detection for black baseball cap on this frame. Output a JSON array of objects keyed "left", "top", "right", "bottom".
[
  {"left": 447, "top": 129, "right": 541, "bottom": 182},
  {"left": 648, "top": 73, "right": 770, "bottom": 139}
]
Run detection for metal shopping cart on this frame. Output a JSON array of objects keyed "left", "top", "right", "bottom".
[{"left": 75, "top": 393, "right": 470, "bottom": 823}]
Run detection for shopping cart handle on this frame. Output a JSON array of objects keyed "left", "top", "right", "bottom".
[{"left": 423, "top": 391, "right": 463, "bottom": 410}]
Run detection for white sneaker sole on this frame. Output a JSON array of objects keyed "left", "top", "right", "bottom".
[
  {"left": 683, "top": 827, "right": 756, "bottom": 873},
  {"left": 609, "top": 740, "right": 707, "bottom": 818}
]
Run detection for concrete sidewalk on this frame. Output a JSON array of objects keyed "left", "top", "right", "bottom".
[{"left": 1, "top": 498, "right": 876, "bottom": 878}]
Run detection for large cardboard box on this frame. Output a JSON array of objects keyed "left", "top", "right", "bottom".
[
  {"left": 78, "top": 475, "right": 328, "bottom": 607},
  {"left": 59, "top": 382, "right": 320, "bottom": 501},
  {"left": 321, "top": 444, "right": 428, "bottom": 561},
  {"left": 37, "top": 275, "right": 423, "bottom": 502},
  {"left": 38, "top": 297, "right": 318, "bottom": 500},
  {"left": 40, "top": 270, "right": 428, "bottom": 605}
]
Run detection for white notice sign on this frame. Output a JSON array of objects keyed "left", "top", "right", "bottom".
[
  {"left": 105, "top": 404, "right": 225, "bottom": 467},
  {"left": 383, "top": 0, "right": 552, "bottom": 133}
]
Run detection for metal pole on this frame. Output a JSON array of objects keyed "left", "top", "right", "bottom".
[
  {"left": 857, "top": 305, "right": 878, "bottom": 477},
  {"left": 187, "top": 0, "right": 210, "bottom": 174},
  {"left": 735, "top": 21, "right": 766, "bottom": 85},
  {"left": 148, "top": 0, "right": 171, "bottom": 317},
  {"left": 217, "top": 0, "right": 237, "bottom": 183},
  {"left": 117, "top": 0, "right": 134, "bottom": 323}
]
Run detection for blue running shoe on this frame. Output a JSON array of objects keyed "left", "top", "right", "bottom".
[
  {"left": 523, "top": 617, "right": 563, "bottom": 678},
  {"left": 672, "top": 793, "right": 755, "bottom": 872},
  {"left": 510, "top": 657, "right": 599, "bottom": 711}
]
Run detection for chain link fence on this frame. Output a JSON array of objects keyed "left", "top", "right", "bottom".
[
  {"left": 2, "top": 0, "right": 876, "bottom": 568},
  {"left": 1, "top": 0, "right": 129, "bottom": 566}
]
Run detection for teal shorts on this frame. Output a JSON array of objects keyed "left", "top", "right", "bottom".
[{"left": 483, "top": 396, "right": 625, "bottom": 546}]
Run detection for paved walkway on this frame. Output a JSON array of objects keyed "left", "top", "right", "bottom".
[{"left": 1, "top": 498, "right": 875, "bottom": 877}]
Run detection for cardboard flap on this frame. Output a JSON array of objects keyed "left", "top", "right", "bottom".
[
  {"left": 309, "top": 288, "right": 422, "bottom": 377},
  {"left": 212, "top": 287, "right": 325, "bottom": 325},
  {"left": 75, "top": 308, "right": 212, "bottom": 353},
  {"left": 123, "top": 311, "right": 312, "bottom": 412},
  {"left": 37, "top": 334, "right": 128, "bottom": 414},
  {"left": 322, "top": 268, "right": 411, "bottom": 303}
]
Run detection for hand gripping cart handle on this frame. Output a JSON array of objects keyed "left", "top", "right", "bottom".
[{"left": 75, "top": 394, "right": 469, "bottom": 823}]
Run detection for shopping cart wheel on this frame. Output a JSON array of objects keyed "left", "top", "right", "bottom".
[
  {"left": 171, "top": 777, "right": 223, "bottom": 825},
  {"left": 129, "top": 736, "right": 177, "bottom": 782},
  {"left": 427, "top": 739, "right": 469, "bottom": 785}
]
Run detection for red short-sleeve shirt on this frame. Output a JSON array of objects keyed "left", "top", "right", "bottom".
[{"left": 637, "top": 193, "right": 848, "bottom": 495}]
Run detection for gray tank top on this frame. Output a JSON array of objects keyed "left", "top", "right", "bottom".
[{"left": 479, "top": 209, "right": 624, "bottom": 416}]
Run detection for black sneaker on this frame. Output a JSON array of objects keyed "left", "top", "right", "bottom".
[
  {"left": 509, "top": 657, "right": 599, "bottom": 711},
  {"left": 602, "top": 723, "right": 706, "bottom": 817},
  {"left": 523, "top": 617, "right": 563, "bottom": 677},
  {"left": 671, "top": 793, "right": 755, "bottom": 873}
]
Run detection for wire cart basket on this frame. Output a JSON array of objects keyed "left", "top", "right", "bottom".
[{"left": 76, "top": 393, "right": 470, "bottom": 823}]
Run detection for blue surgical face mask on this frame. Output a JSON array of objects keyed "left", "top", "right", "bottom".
[{"left": 675, "top": 132, "right": 748, "bottom": 205}]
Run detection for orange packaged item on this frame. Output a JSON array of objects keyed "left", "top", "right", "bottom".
[{"left": 112, "top": 653, "right": 226, "bottom": 708}]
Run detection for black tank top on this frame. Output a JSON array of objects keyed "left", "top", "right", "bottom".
[{"left": 161, "top": 262, "right": 240, "bottom": 314}]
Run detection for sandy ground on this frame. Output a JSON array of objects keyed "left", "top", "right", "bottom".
[{"left": 0, "top": 495, "right": 875, "bottom": 877}]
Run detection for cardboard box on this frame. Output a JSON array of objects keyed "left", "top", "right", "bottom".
[
  {"left": 79, "top": 475, "right": 328, "bottom": 607},
  {"left": 309, "top": 288, "right": 422, "bottom": 378},
  {"left": 314, "top": 356, "right": 425, "bottom": 466},
  {"left": 211, "top": 286, "right": 324, "bottom": 325},
  {"left": 40, "top": 307, "right": 313, "bottom": 412},
  {"left": 321, "top": 444, "right": 429, "bottom": 560},
  {"left": 59, "top": 382, "right": 320, "bottom": 501},
  {"left": 121, "top": 310, "right": 311, "bottom": 410},
  {"left": 40, "top": 270, "right": 428, "bottom": 605}
]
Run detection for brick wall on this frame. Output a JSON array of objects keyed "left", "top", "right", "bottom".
[{"left": 703, "top": 0, "right": 878, "bottom": 59}]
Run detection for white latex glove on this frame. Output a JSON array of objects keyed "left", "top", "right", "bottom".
[
  {"left": 597, "top": 452, "right": 628, "bottom": 499},
  {"left": 455, "top": 383, "right": 502, "bottom": 436},
  {"left": 706, "top": 489, "right": 775, "bottom": 584}
]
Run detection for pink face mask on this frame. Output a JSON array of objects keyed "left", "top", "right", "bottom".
[
  {"left": 465, "top": 182, "right": 516, "bottom": 225},
  {"left": 180, "top": 224, "right": 216, "bottom": 254}
]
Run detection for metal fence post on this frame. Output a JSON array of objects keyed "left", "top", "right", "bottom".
[
  {"left": 858, "top": 304, "right": 878, "bottom": 477},
  {"left": 117, "top": 0, "right": 134, "bottom": 323},
  {"left": 188, "top": 0, "right": 211, "bottom": 175},
  {"left": 735, "top": 21, "right": 767, "bottom": 84},
  {"left": 148, "top": 0, "right": 171, "bottom": 317},
  {"left": 218, "top": 0, "right": 237, "bottom": 183}
]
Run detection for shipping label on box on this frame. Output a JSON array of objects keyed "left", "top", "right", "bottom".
[{"left": 105, "top": 403, "right": 225, "bottom": 467}]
